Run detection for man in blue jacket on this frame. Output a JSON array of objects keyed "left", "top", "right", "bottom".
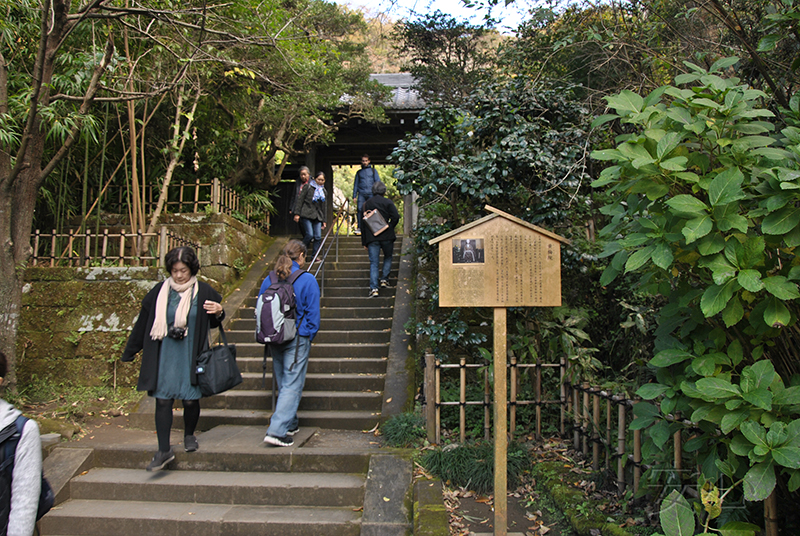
[{"left": 352, "top": 154, "right": 380, "bottom": 235}]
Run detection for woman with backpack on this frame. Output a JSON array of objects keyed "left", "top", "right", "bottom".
[
  {"left": 258, "top": 240, "right": 321, "bottom": 447},
  {"left": 121, "top": 246, "right": 225, "bottom": 471},
  {"left": 292, "top": 170, "right": 327, "bottom": 261}
]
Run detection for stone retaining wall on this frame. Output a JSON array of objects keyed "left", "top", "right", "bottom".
[{"left": 16, "top": 213, "right": 273, "bottom": 389}]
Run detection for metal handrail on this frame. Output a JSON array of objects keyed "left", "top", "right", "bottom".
[{"left": 308, "top": 201, "right": 352, "bottom": 297}]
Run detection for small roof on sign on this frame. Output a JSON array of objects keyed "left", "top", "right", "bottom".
[{"left": 427, "top": 205, "right": 571, "bottom": 245}]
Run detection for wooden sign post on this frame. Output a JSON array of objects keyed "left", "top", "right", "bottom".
[{"left": 429, "top": 206, "right": 568, "bottom": 536}]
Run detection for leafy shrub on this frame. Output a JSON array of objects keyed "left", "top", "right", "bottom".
[
  {"left": 381, "top": 412, "right": 426, "bottom": 448},
  {"left": 421, "top": 441, "right": 530, "bottom": 495}
]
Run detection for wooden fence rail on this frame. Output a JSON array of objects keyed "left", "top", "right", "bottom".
[
  {"left": 91, "top": 178, "right": 269, "bottom": 233},
  {"left": 423, "top": 351, "right": 682, "bottom": 497},
  {"left": 30, "top": 227, "right": 200, "bottom": 268}
]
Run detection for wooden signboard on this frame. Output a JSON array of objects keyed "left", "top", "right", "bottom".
[
  {"left": 430, "top": 206, "right": 568, "bottom": 308},
  {"left": 428, "top": 205, "right": 568, "bottom": 536}
]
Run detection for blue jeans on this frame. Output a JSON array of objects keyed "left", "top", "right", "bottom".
[
  {"left": 299, "top": 218, "right": 322, "bottom": 257},
  {"left": 267, "top": 336, "right": 311, "bottom": 437},
  {"left": 368, "top": 240, "right": 393, "bottom": 290},
  {"left": 356, "top": 195, "right": 372, "bottom": 231}
]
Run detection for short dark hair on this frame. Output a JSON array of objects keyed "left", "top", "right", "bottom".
[
  {"left": 0, "top": 350, "right": 7, "bottom": 379},
  {"left": 372, "top": 181, "right": 387, "bottom": 196},
  {"left": 165, "top": 246, "right": 200, "bottom": 276},
  {"left": 362, "top": 154, "right": 370, "bottom": 160}
]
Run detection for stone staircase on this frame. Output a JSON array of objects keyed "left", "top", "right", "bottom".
[{"left": 40, "top": 235, "right": 415, "bottom": 536}]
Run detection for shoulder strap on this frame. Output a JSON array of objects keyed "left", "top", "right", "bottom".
[
  {"left": 268, "top": 270, "right": 278, "bottom": 285},
  {"left": 287, "top": 269, "right": 306, "bottom": 285}
]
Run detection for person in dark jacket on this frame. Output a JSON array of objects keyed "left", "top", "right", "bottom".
[
  {"left": 288, "top": 166, "right": 311, "bottom": 238},
  {"left": 352, "top": 154, "right": 380, "bottom": 235},
  {"left": 122, "top": 246, "right": 225, "bottom": 471},
  {"left": 293, "top": 170, "right": 327, "bottom": 260},
  {"left": 361, "top": 181, "right": 399, "bottom": 297}
]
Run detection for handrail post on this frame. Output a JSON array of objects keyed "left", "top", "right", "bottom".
[
  {"left": 212, "top": 178, "right": 220, "bottom": 212},
  {"left": 425, "top": 351, "right": 436, "bottom": 444}
]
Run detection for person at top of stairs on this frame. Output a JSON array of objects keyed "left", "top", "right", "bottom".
[
  {"left": 259, "top": 240, "right": 321, "bottom": 447},
  {"left": 353, "top": 154, "right": 380, "bottom": 235},
  {"left": 361, "top": 181, "right": 399, "bottom": 297},
  {"left": 293, "top": 170, "right": 327, "bottom": 260},
  {"left": 122, "top": 246, "right": 226, "bottom": 471}
]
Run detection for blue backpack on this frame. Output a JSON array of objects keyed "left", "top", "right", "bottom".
[{"left": 0, "top": 415, "right": 55, "bottom": 531}]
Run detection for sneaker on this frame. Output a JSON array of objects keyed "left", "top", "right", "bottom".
[
  {"left": 146, "top": 449, "right": 175, "bottom": 472},
  {"left": 264, "top": 434, "right": 294, "bottom": 447},
  {"left": 369, "top": 288, "right": 379, "bottom": 297},
  {"left": 380, "top": 280, "right": 389, "bottom": 288},
  {"left": 184, "top": 435, "right": 198, "bottom": 452},
  {"left": 354, "top": 229, "right": 361, "bottom": 236},
  {"left": 287, "top": 427, "right": 300, "bottom": 436}
]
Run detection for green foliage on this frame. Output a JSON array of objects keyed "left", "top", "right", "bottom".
[
  {"left": 381, "top": 411, "right": 427, "bottom": 448},
  {"left": 421, "top": 441, "right": 530, "bottom": 495},
  {"left": 592, "top": 59, "right": 800, "bottom": 503},
  {"left": 654, "top": 487, "right": 760, "bottom": 536},
  {"left": 392, "top": 11, "right": 495, "bottom": 106}
]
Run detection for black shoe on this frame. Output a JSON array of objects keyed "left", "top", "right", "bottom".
[
  {"left": 184, "top": 435, "right": 198, "bottom": 452},
  {"left": 369, "top": 288, "right": 379, "bottom": 297},
  {"left": 380, "top": 280, "right": 389, "bottom": 288},
  {"left": 264, "top": 434, "right": 294, "bottom": 447},
  {"left": 287, "top": 427, "right": 300, "bottom": 436},
  {"left": 146, "top": 449, "right": 175, "bottom": 472}
]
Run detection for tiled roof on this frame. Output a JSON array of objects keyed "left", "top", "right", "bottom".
[{"left": 369, "top": 73, "right": 425, "bottom": 111}]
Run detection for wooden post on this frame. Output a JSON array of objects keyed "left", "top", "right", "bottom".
[
  {"left": 582, "top": 383, "right": 590, "bottom": 456},
  {"left": 494, "top": 307, "right": 507, "bottom": 536},
  {"left": 764, "top": 488, "right": 779, "bottom": 536},
  {"left": 425, "top": 352, "right": 436, "bottom": 444},
  {"left": 460, "top": 356, "right": 466, "bottom": 443},
  {"left": 560, "top": 355, "right": 566, "bottom": 435},
  {"left": 673, "top": 411, "right": 682, "bottom": 473},
  {"left": 33, "top": 230, "right": 40, "bottom": 266},
  {"left": 212, "top": 178, "right": 220, "bottom": 212},
  {"left": 573, "top": 387, "right": 580, "bottom": 451},
  {"left": 435, "top": 358, "right": 441, "bottom": 445},
  {"left": 484, "top": 358, "right": 491, "bottom": 441},
  {"left": 510, "top": 355, "right": 517, "bottom": 439},
  {"left": 617, "top": 402, "right": 625, "bottom": 494},
  {"left": 535, "top": 355, "right": 542, "bottom": 440},
  {"left": 592, "top": 390, "right": 600, "bottom": 471},
  {"left": 633, "top": 428, "right": 642, "bottom": 494},
  {"left": 159, "top": 227, "right": 168, "bottom": 268},
  {"left": 605, "top": 397, "right": 612, "bottom": 469}
]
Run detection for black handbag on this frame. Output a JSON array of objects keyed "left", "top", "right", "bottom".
[
  {"left": 196, "top": 325, "right": 242, "bottom": 396},
  {"left": 363, "top": 208, "right": 389, "bottom": 236}
]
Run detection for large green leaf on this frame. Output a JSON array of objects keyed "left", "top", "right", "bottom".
[
  {"left": 743, "top": 461, "right": 776, "bottom": 501},
  {"left": 763, "top": 276, "right": 800, "bottom": 299},
  {"left": 742, "top": 388, "right": 772, "bottom": 411},
  {"left": 651, "top": 242, "right": 674, "bottom": 269},
  {"left": 762, "top": 207, "right": 800, "bottom": 235},
  {"left": 682, "top": 215, "right": 713, "bottom": 243},
  {"left": 774, "top": 385, "right": 800, "bottom": 406},
  {"left": 700, "top": 280, "right": 738, "bottom": 317},
  {"left": 719, "top": 521, "right": 761, "bottom": 536},
  {"left": 763, "top": 297, "right": 791, "bottom": 329},
  {"left": 665, "top": 194, "right": 708, "bottom": 214},
  {"left": 625, "top": 246, "right": 655, "bottom": 272},
  {"left": 737, "top": 270, "right": 764, "bottom": 292},
  {"left": 741, "top": 420, "right": 768, "bottom": 448},
  {"left": 637, "top": 383, "right": 670, "bottom": 400},
  {"left": 722, "top": 296, "right": 744, "bottom": 327},
  {"left": 659, "top": 490, "right": 695, "bottom": 536},
  {"left": 721, "top": 409, "right": 749, "bottom": 434},
  {"left": 650, "top": 349, "right": 694, "bottom": 367},
  {"left": 695, "top": 377, "right": 741, "bottom": 399},
  {"left": 606, "top": 90, "right": 644, "bottom": 113},
  {"left": 772, "top": 447, "right": 800, "bottom": 469},
  {"left": 709, "top": 167, "right": 746, "bottom": 206},
  {"left": 741, "top": 360, "right": 776, "bottom": 392}
]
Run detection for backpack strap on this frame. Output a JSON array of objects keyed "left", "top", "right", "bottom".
[
  {"left": 287, "top": 269, "right": 309, "bottom": 372},
  {"left": 0, "top": 417, "right": 23, "bottom": 474}
]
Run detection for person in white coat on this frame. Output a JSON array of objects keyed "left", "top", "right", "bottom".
[{"left": 0, "top": 350, "right": 42, "bottom": 536}]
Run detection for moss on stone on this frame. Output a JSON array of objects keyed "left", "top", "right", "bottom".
[{"left": 533, "top": 461, "right": 638, "bottom": 536}]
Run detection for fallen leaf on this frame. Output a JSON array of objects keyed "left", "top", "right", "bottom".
[
  {"left": 385, "top": 397, "right": 392, "bottom": 403},
  {"left": 383, "top": 497, "right": 390, "bottom": 502}
]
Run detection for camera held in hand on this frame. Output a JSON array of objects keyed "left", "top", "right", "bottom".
[{"left": 167, "top": 325, "right": 186, "bottom": 340}]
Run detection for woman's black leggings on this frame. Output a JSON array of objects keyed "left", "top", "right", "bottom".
[{"left": 154, "top": 398, "right": 200, "bottom": 452}]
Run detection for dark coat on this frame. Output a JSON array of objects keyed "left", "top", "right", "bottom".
[
  {"left": 361, "top": 194, "right": 399, "bottom": 246},
  {"left": 294, "top": 182, "right": 327, "bottom": 222},
  {"left": 121, "top": 281, "right": 225, "bottom": 393}
]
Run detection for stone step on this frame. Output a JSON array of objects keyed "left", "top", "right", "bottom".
[
  {"left": 233, "top": 306, "right": 392, "bottom": 320},
  {"left": 242, "top": 294, "right": 396, "bottom": 308},
  {"left": 193, "top": 409, "right": 381, "bottom": 431},
  {"left": 202, "top": 390, "right": 382, "bottom": 412},
  {"left": 229, "top": 317, "right": 392, "bottom": 332},
  {"left": 69, "top": 467, "right": 365, "bottom": 507},
  {"left": 236, "top": 357, "right": 387, "bottom": 374},
  {"left": 236, "top": 372, "right": 385, "bottom": 392},
  {"left": 41, "top": 499, "right": 361, "bottom": 536},
  {"left": 233, "top": 342, "right": 389, "bottom": 359},
  {"left": 224, "top": 329, "right": 390, "bottom": 345}
]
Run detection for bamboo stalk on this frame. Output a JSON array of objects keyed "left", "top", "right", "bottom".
[
  {"left": 460, "top": 356, "right": 466, "bottom": 443},
  {"left": 435, "top": 358, "right": 441, "bottom": 445},
  {"left": 510, "top": 355, "right": 517, "bottom": 439},
  {"left": 592, "top": 390, "right": 600, "bottom": 471},
  {"left": 617, "top": 402, "right": 625, "bottom": 494}
]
